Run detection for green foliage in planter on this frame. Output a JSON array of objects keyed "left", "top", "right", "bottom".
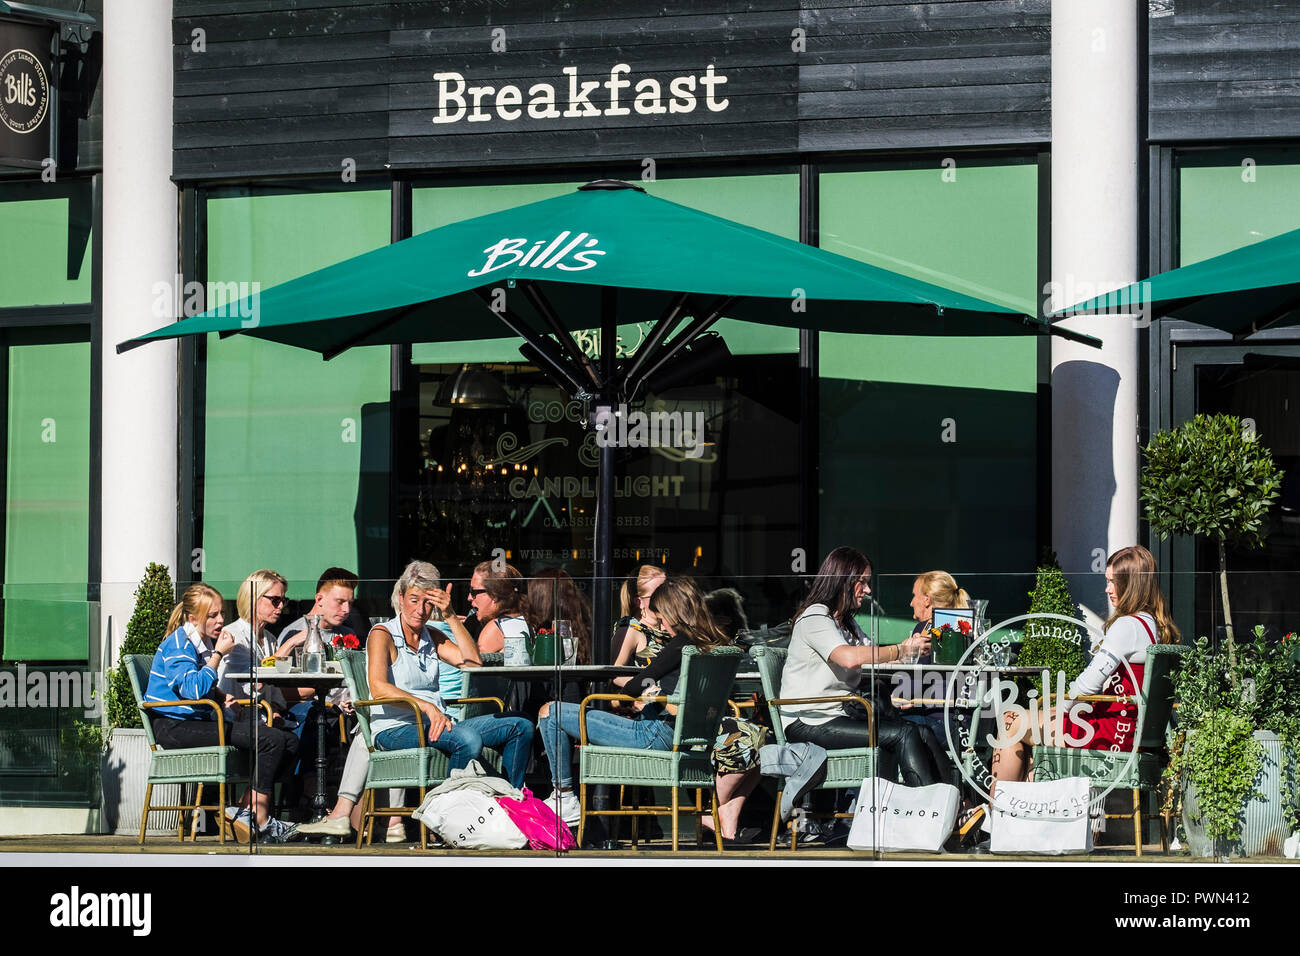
[
  {"left": 104, "top": 563, "right": 175, "bottom": 730},
  {"left": 1166, "top": 627, "right": 1300, "bottom": 841},
  {"left": 1141, "top": 413, "right": 1282, "bottom": 659},
  {"left": 59, "top": 719, "right": 105, "bottom": 795},
  {"left": 1016, "top": 554, "right": 1085, "bottom": 697},
  {"left": 1181, "top": 709, "right": 1262, "bottom": 842}
]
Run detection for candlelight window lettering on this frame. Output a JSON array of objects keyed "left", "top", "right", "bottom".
[{"left": 434, "top": 63, "right": 729, "bottom": 124}]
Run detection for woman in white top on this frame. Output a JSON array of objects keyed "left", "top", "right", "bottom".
[
  {"left": 782, "top": 546, "right": 951, "bottom": 787},
  {"left": 216, "top": 568, "right": 309, "bottom": 720},
  {"left": 990, "top": 544, "right": 1179, "bottom": 789}
]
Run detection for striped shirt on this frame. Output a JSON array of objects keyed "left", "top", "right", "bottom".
[{"left": 144, "top": 623, "right": 221, "bottom": 720}]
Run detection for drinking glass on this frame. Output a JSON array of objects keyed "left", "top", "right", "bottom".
[{"left": 555, "top": 619, "right": 574, "bottom": 663}]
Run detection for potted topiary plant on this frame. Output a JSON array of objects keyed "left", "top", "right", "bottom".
[
  {"left": 1166, "top": 627, "right": 1300, "bottom": 857},
  {"left": 1141, "top": 413, "right": 1293, "bottom": 856},
  {"left": 101, "top": 563, "right": 179, "bottom": 835},
  {"left": 1141, "top": 413, "right": 1282, "bottom": 673},
  {"left": 1016, "top": 552, "right": 1086, "bottom": 697}
]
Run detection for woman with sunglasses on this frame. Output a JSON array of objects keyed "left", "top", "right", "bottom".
[
  {"left": 466, "top": 560, "right": 530, "bottom": 654},
  {"left": 217, "top": 568, "right": 311, "bottom": 720}
]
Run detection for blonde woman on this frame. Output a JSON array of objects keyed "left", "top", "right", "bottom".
[
  {"left": 610, "top": 564, "right": 668, "bottom": 665},
  {"left": 142, "top": 583, "right": 300, "bottom": 843},
  {"left": 217, "top": 569, "right": 308, "bottom": 718},
  {"left": 908, "top": 570, "right": 970, "bottom": 639}
]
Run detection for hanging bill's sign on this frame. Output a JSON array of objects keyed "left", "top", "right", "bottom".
[{"left": 0, "top": 18, "right": 55, "bottom": 169}]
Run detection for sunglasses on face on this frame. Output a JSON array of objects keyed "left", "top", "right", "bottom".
[
  {"left": 262, "top": 595, "right": 288, "bottom": 608},
  {"left": 467, "top": 588, "right": 488, "bottom": 598}
]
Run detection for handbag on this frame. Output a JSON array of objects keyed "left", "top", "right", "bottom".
[
  {"left": 988, "top": 776, "right": 1094, "bottom": 855},
  {"left": 416, "top": 788, "right": 527, "bottom": 850},
  {"left": 846, "top": 777, "right": 959, "bottom": 852},
  {"left": 495, "top": 788, "right": 577, "bottom": 851},
  {"left": 711, "top": 716, "right": 769, "bottom": 774}
]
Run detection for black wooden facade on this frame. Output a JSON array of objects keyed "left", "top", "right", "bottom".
[
  {"left": 1148, "top": 0, "right": 1300, "bottom": 143},
  {"left": 170, "top": 0, "right": 1054, "bottom": 180}
]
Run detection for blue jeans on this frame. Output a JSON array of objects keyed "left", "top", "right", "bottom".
[
  {"left": 375, "top": 713, "right": 534, "bottom": 789},
  {"left": 538, "top": 701, "right": 674, "bottom": 788}
]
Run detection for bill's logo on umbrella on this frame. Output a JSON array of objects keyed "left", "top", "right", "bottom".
[{"left": 468, "top": 232, "right": 605, "bottom": 278}]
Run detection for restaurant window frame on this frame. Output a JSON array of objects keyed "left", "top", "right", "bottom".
[
  {"left": 0, "top": 172, "right": 100, "bottom": 665},
  {"left": 178, "top": 148, "right": 1052, "bottom": 588}
]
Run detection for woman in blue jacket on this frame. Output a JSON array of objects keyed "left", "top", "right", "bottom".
[{"left": 143, "top": 583, "right": 300, "bottom": 843}]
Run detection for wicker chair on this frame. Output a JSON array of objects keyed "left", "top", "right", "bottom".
[
  {"left": 125, "top": 653, "right": 258, "bottom": 845},
  {"left": 1030, "top": 641, "right": 1186, "bottom": 856},
  {"left": 750, "top": 645, "right": 879, "bottom": 850},
  {"left": 335, "top": 648, "right": 504, "bottom": 847},
  {"left": 577, "top": 645, "right": 742, "bottom": 851}
]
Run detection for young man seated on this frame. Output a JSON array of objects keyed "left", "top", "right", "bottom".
[{"left": 278, "top": 567, "right": 360, "bottom": 654}]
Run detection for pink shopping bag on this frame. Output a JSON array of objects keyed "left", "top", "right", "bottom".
[{"left": 496, "top": 788, "right": 577, "bottom": 851}]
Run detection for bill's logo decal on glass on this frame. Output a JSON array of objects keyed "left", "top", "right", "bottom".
[
  {"left": 468, "top": 232, "right": 605, "bottom": 277},
  {"left": 0, "top": 48, "right": 49, "bottom": 134}
]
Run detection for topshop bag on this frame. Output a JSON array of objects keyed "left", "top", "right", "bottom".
[
  {"left": 416, "top": 788, "right": 527, "bottom": 850},
  {"left": 988, "top": 776, "right": 1094, "bottom": 855},
  {"left": 846, "top": 778, "right": 960, "bottom": 853}
]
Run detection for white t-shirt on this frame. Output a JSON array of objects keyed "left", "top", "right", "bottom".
[
  {"left": 217, "top": 618, "right": 288, "bottom": 711},
  {"left": 1067, "top": 612, "right": 1157, "bottom": 699},
  {"left": 779, "top": 604, "right": 867, "bottom": 729}
]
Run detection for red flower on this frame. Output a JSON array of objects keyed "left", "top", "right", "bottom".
[
  {"left": 332, "top": 633, "right": 360, "bottom": 650},
  {"left": 958, "top": 619, "right": 973, "bottom": 635}
]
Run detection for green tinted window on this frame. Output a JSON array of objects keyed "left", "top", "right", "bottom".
[
  {"left": 202, "top": 188, "right": 390, "bottom": 594},
  {"left": 0, "top": 182, "right": 93, "bottom": 308},
  {"left": 818, "top": 163, "right": 1039, "bottom": 637},
  {"left": 3, "top": 341, "right": 91, "bottom": 660},
  {"left": 1179, "top": 160, "right": 1300, "bottom": 264}
]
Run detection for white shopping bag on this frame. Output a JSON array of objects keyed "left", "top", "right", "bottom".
[
  {"left": 847, "top": 778, "right": 959, "bottom": 852},
  {"left": 415, "top": 789, "right": 527, "bottom": 850},
  {"left": 989, "top": 777, "right": 1093, "bottom": 855}
]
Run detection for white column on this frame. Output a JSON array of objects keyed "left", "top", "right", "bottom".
[
  {"left": 1049, "top": 0, "right": 1140, "bottom": 622},
  {"left": 101, "top": 2, "right": 178, "bottom": 655}
]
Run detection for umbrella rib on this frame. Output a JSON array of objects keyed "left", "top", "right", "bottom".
[
  {"left": 470, "top": 288, "right": 590, "bottom": 394},
  {"left": 321, "top": 302, "right": 425, "bottom": 361},
  {"left": 629, "top": 295, "right": 738, "bottom": 402},
  {"left": 1231, "top": 289, "right": 1300, "bottom": 341},
  {"left": 518, "top": 280, "right": 603, "bottom": 390},
  {"left": 622, "top": 292, "right": 691, "bottom": 395}
]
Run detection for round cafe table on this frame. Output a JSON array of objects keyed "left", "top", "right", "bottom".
[{"left": 228, "top": 668, "right": 345, "bottom": 824}]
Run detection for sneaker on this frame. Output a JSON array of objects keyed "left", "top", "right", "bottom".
[
  {"left": 257, "top": 817, "right": 302, "bottom": 844},
  {"left": 550, "top": 789, "right": 582, "bottom": 826},
  {"left": 296, "top": 815, "right": 352, "bottom": 839},
  {"left": 224, "top": 807, "right": 253, "bottom": 845},
  {"left": 385, "top": 821, "right": 408, "bottom": 844}
]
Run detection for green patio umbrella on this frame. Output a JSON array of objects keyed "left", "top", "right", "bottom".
[
  {"left": 1051, "top": 224, "right": 1300, "bottom": 336},
  {"left": 119, "top": 180, "right": 1094, "bottom": 656},
  {"left": 121, "top": 180, "right": 1093, "bottom": 363}
]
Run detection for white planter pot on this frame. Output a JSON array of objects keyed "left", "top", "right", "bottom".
[
  {"left": 1182, "top": 730, "right": 1297, "bottom": 858},
  {"left": 101, "top": 728, "right": 181, "bottom": 836}
]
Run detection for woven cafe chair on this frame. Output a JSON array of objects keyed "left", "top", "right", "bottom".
[
  {"left": 750, "top": 645, "right": 879, "bottom": 850},
  {"left": 335, "top": 649, "right": 504, "bottom": 847},
  {"left": 576, "top": 645, "right": 742, "bottom": 851}
]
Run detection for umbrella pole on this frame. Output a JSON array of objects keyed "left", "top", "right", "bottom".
[{"left": 593, "top": 288, "right": 617, "bottom": 664}]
